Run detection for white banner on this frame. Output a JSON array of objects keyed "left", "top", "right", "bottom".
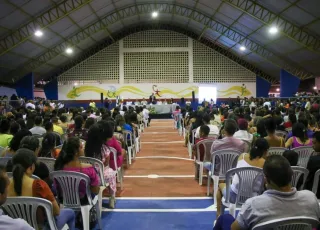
[{"left": 58, "top": 83, "right": 256, "bottom": 100}]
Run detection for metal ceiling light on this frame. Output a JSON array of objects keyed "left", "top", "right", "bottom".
[
  {"left": 66, "top": 48, "right": 73, "bottom": 54},
  {"left": 276, "top": 88, "right": 280, "bottom": 92},
  {"left": 152, "top": 11, "right": 158, "bottom": 18},
  {"left": 34, "top": 30, "right": 43, "bottom": 37},
  {"left": 269, "top": 26, "right": 278, "bottom": 34},
  {"left": 239, "top": 46, "right": 246, "bottom": 51},
  {"left": 314, "top": 86, "right": 317, "bottom": 90}
]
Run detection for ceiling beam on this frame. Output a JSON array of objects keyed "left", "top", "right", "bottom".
[
  {"left": 222, "top": 0, "right": 320, "bottom": 53},
  {"left": 6, "top": 3, "right": 309, "bottom": 82},
  {"left": 0, "top": 0, "right": 92, "bottom": 56}
]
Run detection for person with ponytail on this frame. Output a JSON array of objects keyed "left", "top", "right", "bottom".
[
  {"left": 38, "top": 133, "right": 60, "bottom": 158},
  {"left": 285, "top": 122, "right": 312, "bottom": 148},
  {"left": 54, "top": 137, "right": 100, "bottom": 201},
  {"left": 215, "top": 138, "right": 269, "bottom": 218},
  {"left": 85, "top": 121, "right": 117, "bottom": 208},
  {"left": 7, "top": 148, "right": 75, "bottom": 230}
]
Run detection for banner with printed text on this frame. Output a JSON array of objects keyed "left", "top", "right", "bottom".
[{"left": 58, "top": 83, "right": 256, "bottom": 100}]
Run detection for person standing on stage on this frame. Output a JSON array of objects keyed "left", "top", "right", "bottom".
[
  {"left": 149, "top": 93, "right": 156, "bottom": 104},
  {"left": 104, "top": 98, "right": 110, "bottom": 109}
]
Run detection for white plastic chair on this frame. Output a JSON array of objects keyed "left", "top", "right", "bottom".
[
  {"left": 109, "top": 147, "right": 123, "bottom": 190},
  {"left": 207, "top": 149, "right": 241, "bottom": 205},
  {"left": 133, "top": 128, "right": 141, "bottom": 154},
  {"left": 268, "top": 147, "right": 286, "bottom": 156},
  {"left": 38, "top": 157, "right": 56, "bottom": 173},
  {"left": 7, "top": 172, "right": 40, "bottom": 180},
  {"left": 275, "top": 130, "right": 288, "bottom": 139},
  {"left": 0, "top": 157, "right": 12, "bottom": 166},
  {"left": 221, "top": 167, "right": 264, "bottom": 218},
  {"left": 312, "top": 169, "right": 320, "bottom": 196},
  {"left": 79, "top": 156, "right": 108, "bottom": 219},
  {"left": 187, "top": 129, "right": 197, "bottom": 158},
  {"left": 292, "top": 146, "right": 314, "bottom": 168},
  {"left": 2, "top": 197, "right": 59, "bottom": 230},
  {"left": 242, "top": 139, "right": 252, "bottom": 153},
  {"left": 123, "top": 130, "right": 136, "bottom": 165},
  {"left": 194, "top": 139, "right": 215, "bottom": 185},
  {"left": 252, "top": 216, "right": 319, "bottom": 230},
  {"left": 291, "top": 166, "right": 309, "bottom": 190},
  {"left": 50, "top": 171, "right": 102, "bottom": 230}
]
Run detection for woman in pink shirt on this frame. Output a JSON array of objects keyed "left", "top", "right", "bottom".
[{"left": 105, "top": 119, "right": 125, "bottom": 170}]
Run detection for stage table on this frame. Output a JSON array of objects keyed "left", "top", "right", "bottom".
[{"left": 146, "top": 104, "right": 176, "bottom": 114}]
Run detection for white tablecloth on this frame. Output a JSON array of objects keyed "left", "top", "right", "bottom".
[{"left": 146, "top": 104, "right": 176, "bottom": 114}]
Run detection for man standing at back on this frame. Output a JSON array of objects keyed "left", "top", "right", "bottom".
[{"left": 0, "top": 165, "right": 34, "bottom": 229}]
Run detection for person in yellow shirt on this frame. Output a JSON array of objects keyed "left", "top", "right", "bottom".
[
  {"left": 0, "top": 119, "right": 13, "bottom": 148},
  {"left": 52, "top": 117, "right": 64, "bottom": 135}
]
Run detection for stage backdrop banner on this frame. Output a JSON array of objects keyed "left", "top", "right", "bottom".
[{"left": 58, "top": 83, "right": 256, "bottom": 100}]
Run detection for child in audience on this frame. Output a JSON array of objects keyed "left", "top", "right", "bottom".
[
  {"left": 192, "top": 125, "right": 212, "bottom": 160},
  {"left": 85, "top": 121, "right": 117, "bottom": 208}
]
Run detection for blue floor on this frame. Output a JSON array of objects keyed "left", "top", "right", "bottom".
[{"left": 94, "top": 199, "right": 217, "bottom": 230}]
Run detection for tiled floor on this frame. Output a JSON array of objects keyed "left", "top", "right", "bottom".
[{"left": 117, "top": 119, "right": 207, "bottom": 197}]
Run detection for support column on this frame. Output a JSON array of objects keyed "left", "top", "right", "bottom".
[
  {"left": 188, "top": 38, "right": 193, "bottom": 83},
  {"left": 119, "top": 39, "right": 124, "bottom": 84}
]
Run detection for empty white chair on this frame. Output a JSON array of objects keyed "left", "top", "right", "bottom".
[
  {"left": 109, "top": 147, "right": 123, "bottom": 190},
  {"left": 50, "top": 171, "right": 102, "bottom": 230},
  {"left": 292, "top": 146, "right": 314, "bottom": 168},
  {"left": 252, "top": 216, "right": 319, "bottom": 230},
  {"left": 38, "top": 157, "right": 56, "bottom": 172},
  {"left": 0, "top": 157, "right": 11, "bottom": 166},
  {"left": 2, "top": 197, "right": 59, "bottom": 230},
  {"left": 123, "top": 130, "right": 136, "bottom": 165},
  {"left": 312, "top": 169, "right": 320, "bottom": 195},
  {"left": 194, "top": 139, "right": 215, "bottom": 185},
  {"left": 7, "top": 172, "right": 40, "bottom": 180},
  {"left": 207, "top": 149, "right": 241, "bottom": 205},
  {"left": 79, "top": 156, "right": 108, "bottom": 219},
  {"left": 291, "top": 166, "right": 309, "bottom": 190},
  {"left": 268, "top": 147, "right": 286, "bottom": 156},
  {"left": 221, "top": 167, "right": 264, "bottom": 218}
]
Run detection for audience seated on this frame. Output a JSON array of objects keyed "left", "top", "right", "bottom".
[
  {"left": 44, "top": 122, "right": 62, "bottom": 146},
  {"left": 264, "top": 117, "right": 285, "bottom": 147},
  {"left": 54, "top": 137, "right": 100, "bottom": 200},
  {"left": 52, "top": 117, "right": 63, "bottom": 135},
  {"left": 306, "top": 132, "right": 320, "bottom": 198},
  {"left": 204, "top": 119, "right": 246, "bottom": 174},
  {"left": 85, "top": 121, "right": 117, "bottom": 208},
  {"left": 39, "top": 133, "right": 60, "bottom": 158},
  {"left": 105, "top": 119, "right": 125, "bottom": 171},
  {"left": 285, "top": 122, "right": 312, "bottom": 148},
  {"left": 8, "top": 149, "right": 75, "bottom": 230},
  {"left": 233, "top": 119, "right": 253, "bottom": 143},
  {"left": 0, "top": 119, "right": 13, "bottom": 148},
  {"left": 0, "top": 164, "right": 34, "bottom": 229},
  {"left": 194, "top": 114, "right": 219, "bottom": 139},
  {"left": 214, "top": 155, "right": 320, "bottom": 230},
  {"left": 1, "top": 129, "right": 31, "bottom": 157},
  {"left": 68, "top": 115, "right": 88, "bottom": 141},
  {"left": 215, "top": 138, "right": 268, "bottom": 218},
  {"left": 29, "top": 116, "right": 46, "bottom": 136},
  {"left": 192, "top": 125, "right": 215, "bottom": 161}
]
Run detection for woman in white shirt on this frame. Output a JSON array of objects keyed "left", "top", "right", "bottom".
[{"left": 215, "top": 138, "right": 269, "bottom": 218}]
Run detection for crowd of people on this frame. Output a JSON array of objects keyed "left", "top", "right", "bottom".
[
  {"left": 0, "top": 98, "right": 151, "bottom": 229},
  {"left": 178, "top": 96, "right": 320, "bottom": 229},
  {"left": 1, "top": 94, "right": 320, "bottom": 229}
]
